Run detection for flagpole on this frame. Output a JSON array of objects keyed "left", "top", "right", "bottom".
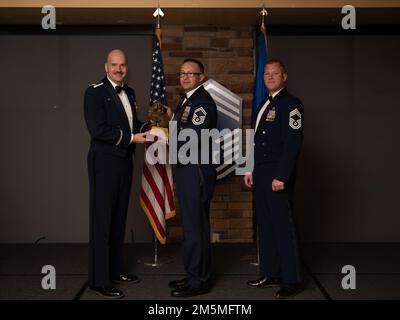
[
  {"left": 243, "top": 6, "right": 269, "bottom": 267},
  {"left": 250, "top": 6, "right": 269, "bottom": 267},
  {"left": 154, "top": 233, "right": 158, "bottom": 265},
  {"left": 138, "top": 4, "right": 173, "bottom": 268},
  {"left": 139, "top": 232, "right": 173, "bottom": 267}
]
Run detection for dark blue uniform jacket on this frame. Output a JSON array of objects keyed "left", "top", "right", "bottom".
[
  {"left": 173, "top": 85, "right": 218, "bottom": 165},
  {"left": 84, "top": 77, "right": 143, "bottom": 158},
  {"left": 252, "top": 88, "right": 304, "bottom": 183}
]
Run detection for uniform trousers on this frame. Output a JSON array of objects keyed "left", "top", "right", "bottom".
[
  {"left": 87, "top": 151, "right": 132, "bottom": 288},
  {"left": 175, "top": 164, "right": 216, "bottom": 289},
  {"left": 253, "top": 162, "right": 303, "bottom": 284}
]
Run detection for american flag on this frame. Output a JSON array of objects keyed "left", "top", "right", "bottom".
[
  {"left": 140, "top": 28, "right": 175, "bottom": 244},
  {"left": 149, "top": 32, "right": 168, "bottom": 105}
]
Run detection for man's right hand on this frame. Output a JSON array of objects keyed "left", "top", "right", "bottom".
[
  {"left": 163, "top": 104, "right": 173, "bottom": 119},
  {"left": 244, "top": 173, "right": 253, "bottom": 188}
]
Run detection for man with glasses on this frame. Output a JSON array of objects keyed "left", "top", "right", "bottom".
[{"left": 168, "top": 58, "right": 218, "bottom": 298}]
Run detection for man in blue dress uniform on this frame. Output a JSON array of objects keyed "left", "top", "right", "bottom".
[
  {"left": 84, "top": 49, "right": 147, "bottom": 299},
  {"left": 168, "top": 59, "right": 218, "bottom": 298},
  {"left": 244, "top": 59, "right": 304, "bottom": 298}
]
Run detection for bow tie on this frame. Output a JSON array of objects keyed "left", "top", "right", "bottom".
[
  {"left": 115, "top": 85, "right": 128, "bottom": 94},
  {"left": 267, "top": 95, "right": 273, "bottom": 101}
]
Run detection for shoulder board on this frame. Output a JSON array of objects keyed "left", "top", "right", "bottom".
[{"left": 90, "top": 82, "right": 104, "bottom": 88}]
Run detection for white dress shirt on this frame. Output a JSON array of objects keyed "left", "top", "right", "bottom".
[
  {"left": 107, "top": 76, "right": 134, "bottom": 132},
  {"left": 182, "top": 84, "right": 203, "bottom": 105},
  {"left": 171, "top": 84, "right": 203, "bottom": 121}
]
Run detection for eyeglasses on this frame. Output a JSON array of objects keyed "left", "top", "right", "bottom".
[{"left": 179, "top": 72, "right": 202, "bottom": 78}]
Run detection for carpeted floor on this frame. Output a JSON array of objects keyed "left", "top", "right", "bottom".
[{"left": 0, "top": 243, "right": 399, "bottom": 300}]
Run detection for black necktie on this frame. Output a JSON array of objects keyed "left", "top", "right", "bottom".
[
  {"left": 180, "top": 93, "right": 187, "bottom": 103},
  {"left": 115, "top": 85, "right": 128, "bottom": 94},
  {"left": 259, "top": 95, "right": 273, "bottom": 117},
  {"left": 174, "top": 93, "right": 187, "bottom": 120},
  {"left": 255, "top": 95, "right": 273, "bottom": 131},
  {"left": 177, "top": 93, "right": 187, "bottom": 110}
]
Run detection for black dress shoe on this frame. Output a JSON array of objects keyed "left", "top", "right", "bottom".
[
  {"left": 91, "top": 286, "right": 125, "bottom": 299},
  {"left": 168, "top": 278, "right": 187, "bottom": 289},
  {"left": 171, "top": 285, "right": 210, "bottom": 298},
  {"left": 247, "top": 276, "right": 281, "bottom": 288},
  {"left": 275, "top": 284, "right": 303, "bottom": 299},
  {"left": 112, "top": 274, "right": 140, "bottom": 283}
]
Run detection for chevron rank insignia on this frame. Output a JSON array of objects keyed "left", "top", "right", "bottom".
[
  {"left": 192, "top": 107, "right": 207, "bottom": 125},
  {"left": 289, "top": 108, "right": 302, "bottom": 129}
]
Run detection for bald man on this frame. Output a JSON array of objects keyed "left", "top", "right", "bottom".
[{"left": 84, "top": 49, "right": 147, "bottom": 299}]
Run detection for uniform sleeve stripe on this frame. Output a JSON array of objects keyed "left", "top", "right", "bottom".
[
  {"left": 116, "top": 129, "right": 123, "bottom": 146},
  {"left": 92, "top": 82, "right": 104, "bottom": 88},
  {"left": 139, "top": 121, "right": 148, "bottom": 133}
]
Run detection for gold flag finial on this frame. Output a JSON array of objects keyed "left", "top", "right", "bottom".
[
  {"left": 153, "top": 3, "right": 165, "bottom": 30},
  {"left": 260, "top": 6, "right": 268, "bottom": 28}
]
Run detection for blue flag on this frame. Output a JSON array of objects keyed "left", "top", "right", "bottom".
[
  {"left": 150, "top": 29, "right": 168, "bottom": 106},
  {"left": 251, "top": 25, "right": 269, "bottom": 124}
]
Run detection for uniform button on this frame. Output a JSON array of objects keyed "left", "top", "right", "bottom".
[
  {"left": 262, "top": 131, "right": 266, "bottom": 134},
  {"left": 261, "top": 142, "right": 265, "bottom": 146}
]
